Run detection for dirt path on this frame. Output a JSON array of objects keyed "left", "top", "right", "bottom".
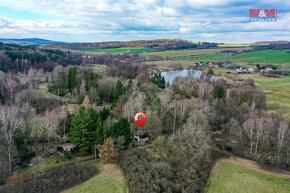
[{"left": 212, "top": 156, "right": 290, "bottom": 180}]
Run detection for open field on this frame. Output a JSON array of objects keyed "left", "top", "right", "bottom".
[
  {"left": 84, "top": 47, "right": 157, "bottom": 53},
  {"left": 218, "top": 44, "right": 251, "bottom": 47},
  {"left": 143, "top": 60, "right": 195, "bottom": 69},
  {"left": 143, "top": 47, "right": 248, "bottom": 58},
  {"left": 206, "top": 157, "right": 290, "bottom": 193},
  {"left": 92, "top": 65, "right": 107, "bottom": 72},
  {"left": 62, "top": 164, "right": 127, "bottom": 193},
  {"left": 239, "top": 74, "right": 290, "bottom": 111},
  {"left": 217, "top": 43, "right": 269, "bottom": 47},
  {"left": 215, "top": 49, "right": 290, "bottom": 64},
  {"left": 143, "top": 48, "right": 290, "bottom": 64}
]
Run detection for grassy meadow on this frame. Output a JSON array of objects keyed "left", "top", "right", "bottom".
[
  {"left": 84, "top": 47, "right": 157, "bottom": 53},
  {"left": 238, "top": 74, "right": 290, "bottom": 111},
  {"left": 62, "top": 164, "right": 127, "bottom": 193},
  {"left": 206, "top": 161, "right": 290, "bottom": 193},
  {"left": 217, "top": 43, "right": 269, "bottom": 47},
  {"left": 92, "top": 65, "right": 107, "bottom": 72},
  {"left": 143, "top": 48, "right": 290, "bottom": 64}
]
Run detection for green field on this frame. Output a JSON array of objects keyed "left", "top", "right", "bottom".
[
  {"left": 218, "top": 43, "right": 269, "bottom": 47},
  {"left": 215, "top": 49, "right": 290, "bottom": 64},
  {"left": 92, "top": 65, "right": 107, "bottom": 72},
  {"left": 218, "top": 44, "right": 251, "bottom": 47},
  {"left": 84, "top": 47, "right": 158, "bottom": 53},
  {"left": 144, "top": 48, "right": 290, "bottom": 64},
  {"left": 239, "top": 74, "right": 290, "bottom": 111},
  {"left": 143, "top": 60, "right": 195, "bottom": 69},
  {"left": 206, "top": 162, "right": 290, "bottom": 193},
  {"left": 63, "top": 164, "right": 127, "bottom": 193},
  {"left": 143, "top": 47, "right": 245, "bottom": 58}
]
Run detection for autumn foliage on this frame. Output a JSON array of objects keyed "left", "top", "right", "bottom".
[{"left": 97, "top": 138, "right": 119, "bottom": 164}]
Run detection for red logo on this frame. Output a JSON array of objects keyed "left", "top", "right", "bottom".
[
  {"left": 249, "top": 9, "right": 277, "bottom": 18},
  {"left": 135, "top": 112, "right": 147, "bottom": 128}
]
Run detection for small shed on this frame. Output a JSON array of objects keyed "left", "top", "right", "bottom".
[
  {"left": 57, "top": 143, "right": 77, "bottom": 154},
  {"left": 134, "top": 130, "right": 149, "bottom": 143}
]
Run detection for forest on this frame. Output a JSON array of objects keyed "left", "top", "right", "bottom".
[
  {"left": 46, "top": 39, "right": 218, "bottom": 51},
  {"left": 0, "top": 43, "right": 289, "bottom": 193}
]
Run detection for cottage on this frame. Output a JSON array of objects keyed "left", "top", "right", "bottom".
[{"left": 134, "top": 130, "right": 149, "bottom": 143}]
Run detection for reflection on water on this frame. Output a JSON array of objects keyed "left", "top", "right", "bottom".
[{"left": 161, "top": 69, "right": 218, "bottom": 84}]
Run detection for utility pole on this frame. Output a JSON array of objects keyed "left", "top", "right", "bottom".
[{"left": 94, "top": 144, "right": 96, "bottom": 160}]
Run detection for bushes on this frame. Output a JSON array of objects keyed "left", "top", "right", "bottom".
[
  {"left": 152, "top": 73, "right": 166, "bottom": 89},
  {"left": 213, "top": 85, "right": 224, "bottom": 99},
  {"left": 1, "top": 162, "right": 99, "bottom": 193},
  {"left": 152, "top": 136, "right": 166, "bottom": 148},
  {"left": 97, "top": 138, "right": 119, "bottom": 164},
  {"left": 119, "top": 147, "right": 213, "bottom": 193}
]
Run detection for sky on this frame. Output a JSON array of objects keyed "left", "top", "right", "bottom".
[{"left": 0, "top": 0, "right": 289, "bottom": 43}]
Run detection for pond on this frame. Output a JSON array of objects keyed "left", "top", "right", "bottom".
[{"left": 161, "top": 69, "right": 218, "bottom": 84}]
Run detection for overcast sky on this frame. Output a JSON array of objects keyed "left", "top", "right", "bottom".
[{"left": 0, "top": 0, "right": 289, "bottom": 43}]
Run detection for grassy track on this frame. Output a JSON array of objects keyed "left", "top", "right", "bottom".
[
  {"left": 206, "top": 158, "right": 290, "bottom": 193},
  {"left": 84, "top": 47, "right": 157, "bottom": 53},
  {"left": 62, "top": 164, "right": 127, "bottom": 193}
]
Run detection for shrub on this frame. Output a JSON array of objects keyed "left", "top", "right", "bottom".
[
  {"left": 152, "top": 136, "right": 166, "bottom": 148},
  {"left": 65, "top": 152, "right": 73, "bottom": 160},
  {"left": 97, "top": 138, "right": 119, "bottom": 164}
]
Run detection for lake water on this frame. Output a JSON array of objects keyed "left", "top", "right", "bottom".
[{"left": 161, "top": 69, "right": 218, "bottom": 84}]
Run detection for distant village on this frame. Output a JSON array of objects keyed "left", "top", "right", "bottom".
[
  {"left": 193, "top": 61, "right": 276, "bottom": 74},
  {"left": 148, "top": 60, "right": 289, "bottom": 77}
]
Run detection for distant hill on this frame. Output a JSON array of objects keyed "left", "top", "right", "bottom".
[
  {"left": 46, "top": 39, "right": 218, "bottom": 51},
  {"left": 253, "top": 40, "right": 289, "bottom": 44},
  {"left": 0, "top": 38, "right": 63, "bottom": 44}
]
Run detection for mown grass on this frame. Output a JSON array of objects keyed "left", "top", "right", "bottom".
[
  {"left": 84, "top": 47, "right": 157, "bottom": 53},
  {"left": 62, "top": 164, "right": 127, "bottom": 193},
  {"left": 206, "top": 162, "right": 290, "bottom": 193}
]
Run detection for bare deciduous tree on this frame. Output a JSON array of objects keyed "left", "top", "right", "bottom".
[
  {"left": 242, "top": 116, "right": 256, "bottom": 156},
  {"left": 198, "top": 81, "right": 213, "bottom": 100},
  {"left": 277, "top": 121, "right": 289, "bottom": 153},
  {"left": 4, "top": 75, "right": 18, "bottom": 103},
  {"left": 242, "top": 115, "right": 272, "bottom": 156},
  {"left": 0, "top": 105, "right": 23, "bottom": 173}
]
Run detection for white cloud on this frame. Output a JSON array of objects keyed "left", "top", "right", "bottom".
[{"left": 0, "top": 0, "right": 289, "bottom": 42}]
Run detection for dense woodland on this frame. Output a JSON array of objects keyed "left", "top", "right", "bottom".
[
  {"left": 46, "top": 39, "right": 218, "bottom": 51},
  {"left": 0, "top": 43, "right": 82, "bottom": 73},
  {"left": 0, "top": 43, "right": 289, "bottom": 193}
]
